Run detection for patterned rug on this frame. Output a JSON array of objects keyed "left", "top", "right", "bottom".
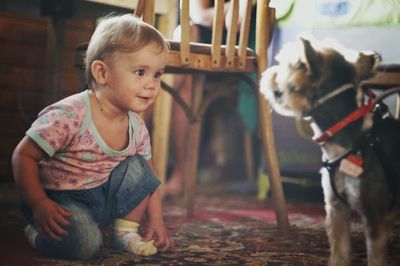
[{"left": 1, "top": 185, "right": 400, "bottom": 265}]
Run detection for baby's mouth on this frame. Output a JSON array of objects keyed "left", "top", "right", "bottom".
[{"left": 137, "top": 96, "right": 150, "bottom": 102}]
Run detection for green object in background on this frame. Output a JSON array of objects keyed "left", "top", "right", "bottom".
[
  {"left": 237, "top": 77, "right": 258, "bottom": 134},
  {"left": 273, "top": 0, "right": 400, "bottom": 28},
  {"left": 257, "top": 170, "right": 270, "bottom": 201},
  {"left": 236, "top": 7, "right": 258, "bottom": 134}
]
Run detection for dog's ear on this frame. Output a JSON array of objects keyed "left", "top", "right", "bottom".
[
  {"left": 301, "top": 38, "right": 321, "bottom": 78},
  {"left": 354, "top": 51, "right": 381, "bottom": 81}
]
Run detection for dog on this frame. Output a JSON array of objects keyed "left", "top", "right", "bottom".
[{"left": 260, "top": 35, "right": 400, "bottom": 266}]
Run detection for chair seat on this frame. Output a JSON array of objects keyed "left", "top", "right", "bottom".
[
  {"left": 362, "top": 63, "right": 400, "bottom": 89},
  {"left": 166, "top": 40, "right": 257, "bottom": 74}
]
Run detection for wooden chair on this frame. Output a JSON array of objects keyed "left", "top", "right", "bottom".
[
  {"left": 152, "top": 0, "right": 289, "bottom": 234},
  {"left": 361, "top": 64, "right": 400, "bottom": 118},
  {"left": 76, "top": 0, "right": 290, "bottom": 235}
]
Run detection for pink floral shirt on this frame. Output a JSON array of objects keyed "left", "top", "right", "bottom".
[{"left": 26, "top": 90, "right": 151, "bottom": 190}]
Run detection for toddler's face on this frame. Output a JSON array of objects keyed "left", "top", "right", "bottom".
[{"left": 104, "top": 42, "right": 167, "bottom": 113}]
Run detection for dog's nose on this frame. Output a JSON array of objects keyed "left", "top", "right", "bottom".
[{"left": 273, "top": 90, "right": 283, "bottom": 98}]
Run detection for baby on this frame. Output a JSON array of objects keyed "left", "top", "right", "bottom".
[{"left": 12, "top": 14, "right": 173, "bottom": 260}]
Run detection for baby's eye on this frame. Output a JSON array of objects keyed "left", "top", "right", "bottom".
[
  {"left": 154, "top": 72, "right": 163, "bottom": 79},
  {"left": 135, "top": 69, "right": 145, "bottom": 76}
]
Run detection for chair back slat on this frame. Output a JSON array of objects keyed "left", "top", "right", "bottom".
[
  {"left": 133, "top": 0, "right": 145, "bottom": 18},
  {"left": 180, "top": 0, "right": 190, "bottom": 65},
  {"left": 211, "top": 0, "right": 225, "bottom": 68},
  {"left": 238, "top": 0, "right": 252, "bottom": 69},
  {"left": 255, "top": 0, "right": 274, "bottom": 73},
  {"left": 133, "top": 0, "right": 155, "bottom": 25},
  {"left": 225, "top": 0, "right": 239, "bottom": 68},
  {"left": 269, "top": 7, "right": 276, "bottom": 42},
  {"left": 143, "top": 0, "right": 155, "bottom": 25}
]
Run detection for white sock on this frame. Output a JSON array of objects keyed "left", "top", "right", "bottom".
[
  {"left": 24, "top": 224, "right": 38, "bottom": 249},
  {"left": 113, "top": 219, "right": 157, "bottom": 256}
]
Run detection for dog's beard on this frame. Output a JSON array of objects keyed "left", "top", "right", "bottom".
[
  {"left": 269, "top": 100, "right": 299, "bottom": 117},
  {"left": 260, "top": 70, "right": 301, "bottom": 118}
]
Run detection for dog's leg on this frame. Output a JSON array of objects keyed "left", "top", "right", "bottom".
[
  {"left": 325, "top": 202, "right": 351, "bottom": 266},
  {"left": 360, "top": 160, "right": 395, "bottom": 266},
  {"left": 363, "top": 215, "right": 390, "bottom": 266},
  {"left": 322, "top": 170, "right": 352, "bottom": 266}
]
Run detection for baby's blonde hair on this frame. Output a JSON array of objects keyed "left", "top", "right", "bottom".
[{"left": 85, "top": 14, "right": 169, "bottom": 88}]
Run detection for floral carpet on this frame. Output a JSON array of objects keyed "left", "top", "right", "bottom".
[{"left": 1, "top": 184, "right": 400, "bottom": 265}]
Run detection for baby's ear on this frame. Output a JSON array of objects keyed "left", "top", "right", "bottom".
[
  {"left": 355, "top": 51, "right": 381, "bottom": 81},
  {"left": 91, "top": 60, "right": 108, "bottom": 85},
  {"left": 301, "top": 38, "right": 321, "bottom": 78}
]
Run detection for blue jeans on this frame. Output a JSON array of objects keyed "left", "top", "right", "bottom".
[{"left": 20, "top": 155, "right": 160, "bottom": 260}]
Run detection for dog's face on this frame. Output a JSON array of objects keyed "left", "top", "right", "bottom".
[{"left": 260, "top": 35, "right": 381, "bottom": 118}]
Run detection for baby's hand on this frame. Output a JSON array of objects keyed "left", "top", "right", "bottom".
[
  {"left": 143, "top": 218, "right": 174, "bottom": 251},
  {"left": 33, "top": 198, "right": 72, "bottom": 241}
]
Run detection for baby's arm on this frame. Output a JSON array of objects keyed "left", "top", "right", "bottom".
[
  {"left": 12, "top": 136, "right": 72, "bottom": 240},
  {"left": 143, "top": 160, "right": 174, "bottom": 251}
]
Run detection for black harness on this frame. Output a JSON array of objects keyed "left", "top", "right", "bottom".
[{"left": 321, "top": 103, "right": 398, "bottom": 210}]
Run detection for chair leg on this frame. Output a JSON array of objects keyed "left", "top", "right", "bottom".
[
  {"left": 151, "top": 89, "right": 173, "bottom": 197},
  {"left": 184, "top": 119, "right": 202, "bottom": 217},
  {"left": 184, "top": 74, "right": 204, "bottom": 218},
  {"left": 258, "top": 96, "right": 290, "bottom": 236}
]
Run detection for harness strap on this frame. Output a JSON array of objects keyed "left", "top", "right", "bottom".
[
  {"left": 303, "top": 83, "right": 355, "bottom": 117},
  {"left": 313, "top": 97, "right": 374, "bottom": 144},
  {"left": 322, "top": 125, "right": 398, "bottom": 210},
  {"left": 322, "top": 159, "right": 350, "bottom": 206},
  {"left": 316, "top": 87, "right": 399, "bottom": 209}
]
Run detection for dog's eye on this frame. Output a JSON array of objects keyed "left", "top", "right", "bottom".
[
  {"left": 289, "top": 84, "right": 299, "bottom": 93},
  {"left": 289, "top": 85, "right": 307, "bottom": 95},
  {"left": 290, "top": 61, "right": 306, "bottom": 71}
]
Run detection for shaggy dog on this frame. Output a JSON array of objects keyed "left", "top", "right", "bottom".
[{"left": 260, "top": 35, "right": 400, "bottom": 266}]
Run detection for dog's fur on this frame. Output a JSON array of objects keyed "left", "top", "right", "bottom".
[{"left": 260, "top": 35, "right": 400, "bottom": 266}]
